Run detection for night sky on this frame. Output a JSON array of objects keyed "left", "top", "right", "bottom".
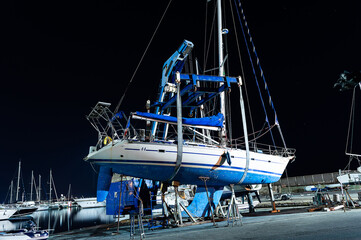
[{"left": 1, "top": 0, "right": 361, "bottom": 202}]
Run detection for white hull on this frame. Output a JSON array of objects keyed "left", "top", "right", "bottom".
[
  {"left": 74, "top": 198, "right": 106, "bottom": 208},
  {"left": 0, "top": 209, "right": 17, "bottom": 221},
  {"left": 337, "top": 172, "right": 361, "bottom": 185},
  {"left": 87, "top": 139, "right": 291, "bottom": 186},
  {"left": 35, "top": 205, "right": 50, "bottom": 211},
  {"left": 0, "top": 230, "right": 48, "bottom": 240}
]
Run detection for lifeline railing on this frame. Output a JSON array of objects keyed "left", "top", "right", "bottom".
[
  {"left": 86, "top": 102, "right": 295, "bottom": 158},
  {"left": 230, "top": 139, "right": 295, "bottom": 157}
]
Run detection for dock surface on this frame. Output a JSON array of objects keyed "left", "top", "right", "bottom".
[{"left": 50, "top": 208, "right": 361, "bottom": 239}]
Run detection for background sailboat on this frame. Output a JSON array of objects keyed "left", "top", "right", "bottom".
[{"left": 335, "top": 71, "right": 361, "bottom": 185}]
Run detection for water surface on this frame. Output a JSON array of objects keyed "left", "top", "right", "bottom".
[{"left": 0, "top": 207, "right": 117, "bottom": 234}]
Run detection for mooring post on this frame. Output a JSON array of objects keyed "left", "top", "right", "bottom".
[{"left": 268, "top": 183, "right": 280, "bottom": 213}]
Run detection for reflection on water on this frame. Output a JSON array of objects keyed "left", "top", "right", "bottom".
[{"left": 0, "top": 207, "right": 116, "bottom": 234}]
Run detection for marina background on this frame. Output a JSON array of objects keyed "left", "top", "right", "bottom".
[{"left": 0, "top": 0, "right": 361, "bottom": 201}]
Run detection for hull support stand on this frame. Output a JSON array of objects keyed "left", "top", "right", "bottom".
[
  {"left": 130, "top": 202, "right": 145, "bottom": 240},
  {"left": 226, "top": 184, "right": 242, "bottom": 226},
  {"left": 174, "top": 183, "right": 183, "bottom": 225},
  {"left": 268, "top": 183, "right": 280, "bottom": 213},
  {"left": 199, "top": 177, "right": 217, "bottom": 227}
]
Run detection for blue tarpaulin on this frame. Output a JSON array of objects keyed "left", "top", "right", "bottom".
[{"left": 132, "top": 111, "right": 224, "bottom": 130}]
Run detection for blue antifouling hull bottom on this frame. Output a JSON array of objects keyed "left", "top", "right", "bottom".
[
  {"left": 95, "top": 162, "right": 282, "bottom": 186},
  {"left": 183, "top": 186, "right": 224, "bottom": 218}
]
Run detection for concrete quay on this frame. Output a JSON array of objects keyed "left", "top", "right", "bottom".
[{"left": 50, "top": 207, "right": 361, "bottom": 240}]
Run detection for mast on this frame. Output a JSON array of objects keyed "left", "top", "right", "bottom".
[
  {"left": 30, "top": 170, "right": 34, "bottom": 201},
  {"left": 51, "top": 170, "right": 59, "bottom": 202},
  {"left": 10, "top": 180, "right": 13, "bottom": 204},
  {"left": 16, "top": 161, "right": 21, "bottom": 202},
  {"left": 67, "top": 184, "right": 71, "bottom": 200},
  {"left": 49, "top": 169, "right": 52, "bottom": 202},
  {"left": 38, "top": 174, "right": 41, "bottom": 201},
  {"left": 217, "top": 0, "right": 227, "bottom": 146}
]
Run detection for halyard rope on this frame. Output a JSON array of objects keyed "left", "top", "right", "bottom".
[{"left": 114, "top": 0, "right": 173, "bottom": 113}]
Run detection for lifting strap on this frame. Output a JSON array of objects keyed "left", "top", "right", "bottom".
[{"left": 167, "top": 76, "right": 183, "bottom": 181}]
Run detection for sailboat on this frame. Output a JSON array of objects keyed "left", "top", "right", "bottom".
[
  {"left": 0, "top": 208, "right": 17, "bottom": 221},
  {"left": 47, "top": 169, "right": 63, "bottom": 210},
  {"left": 335, "top": 71, "right": 361, "bottom": 185},
  {"left": 6, "top": 161, "right": 38, "bottom": 217},
  {"left": 84, "top": 0, "right": 295, "bottom": 215}
]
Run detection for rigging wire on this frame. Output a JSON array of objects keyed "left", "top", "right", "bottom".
[
  {"left": 51, "top": 173, "right": 59, "bottom": 201},
  {"left": 344, "top": 85, "right": 361, "bottom": 170},
  {"left": 226, "top": 89, "right": 233, "bottom": 144},
  {"left": 20, "top": 168, "right": 26, "bottom": 201},
  {"left": 233, "top": 0, "right": 276, "bottom": 147},
  {"left": 233, "top": 0, "right": 294, "bottom": 149},
  {"left": 114, "top": 0, "right": 173, "bottom": 114},
  {"left": 235, "top": 124, "right": 276, "bottom": 143},
  {"left": 90, "top": 162, "right": 98, "bottom": 174},
  {"left": 345, "top": 85, "right": 356, "bottom": 155},
  {"left": 235, "top": 0, "right": 292, "bottom": 193},
  {"left": 3, "top": 185, "right": 10, "bottom": 204},
  {"left": 344, "top": 155, "right": 361, "bottom": 171},
  {"left": 203, "top": 2, "right": 217, "bottom": 73},
  {"left": 229, "top": 0, "right": 256, "bottom": 142},
  {"left": 249, "top": 124, "right": 275, "bottom": 142},
  {"left": 203, "top": 1, "right": 209, "bottom": 73},
  {"left": 236, "top": 0, "right": 289, "bottom": 150},
  {"left": 5, "top": 168, "right": 19, "bottom": 203},
  {"left": 201, "top": 1, "right": 218, "bottom": 144},
  {"left": 234, "top": 123, "right": 269, "bottom": 140}
]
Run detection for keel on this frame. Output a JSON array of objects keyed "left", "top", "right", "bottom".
[{"left": 97, "top": 166, "right": 112, "bottom": 202}]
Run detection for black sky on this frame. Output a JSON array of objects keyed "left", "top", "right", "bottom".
[{"left": 1, "top": 0, "right": 361, "bottom": 201}]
